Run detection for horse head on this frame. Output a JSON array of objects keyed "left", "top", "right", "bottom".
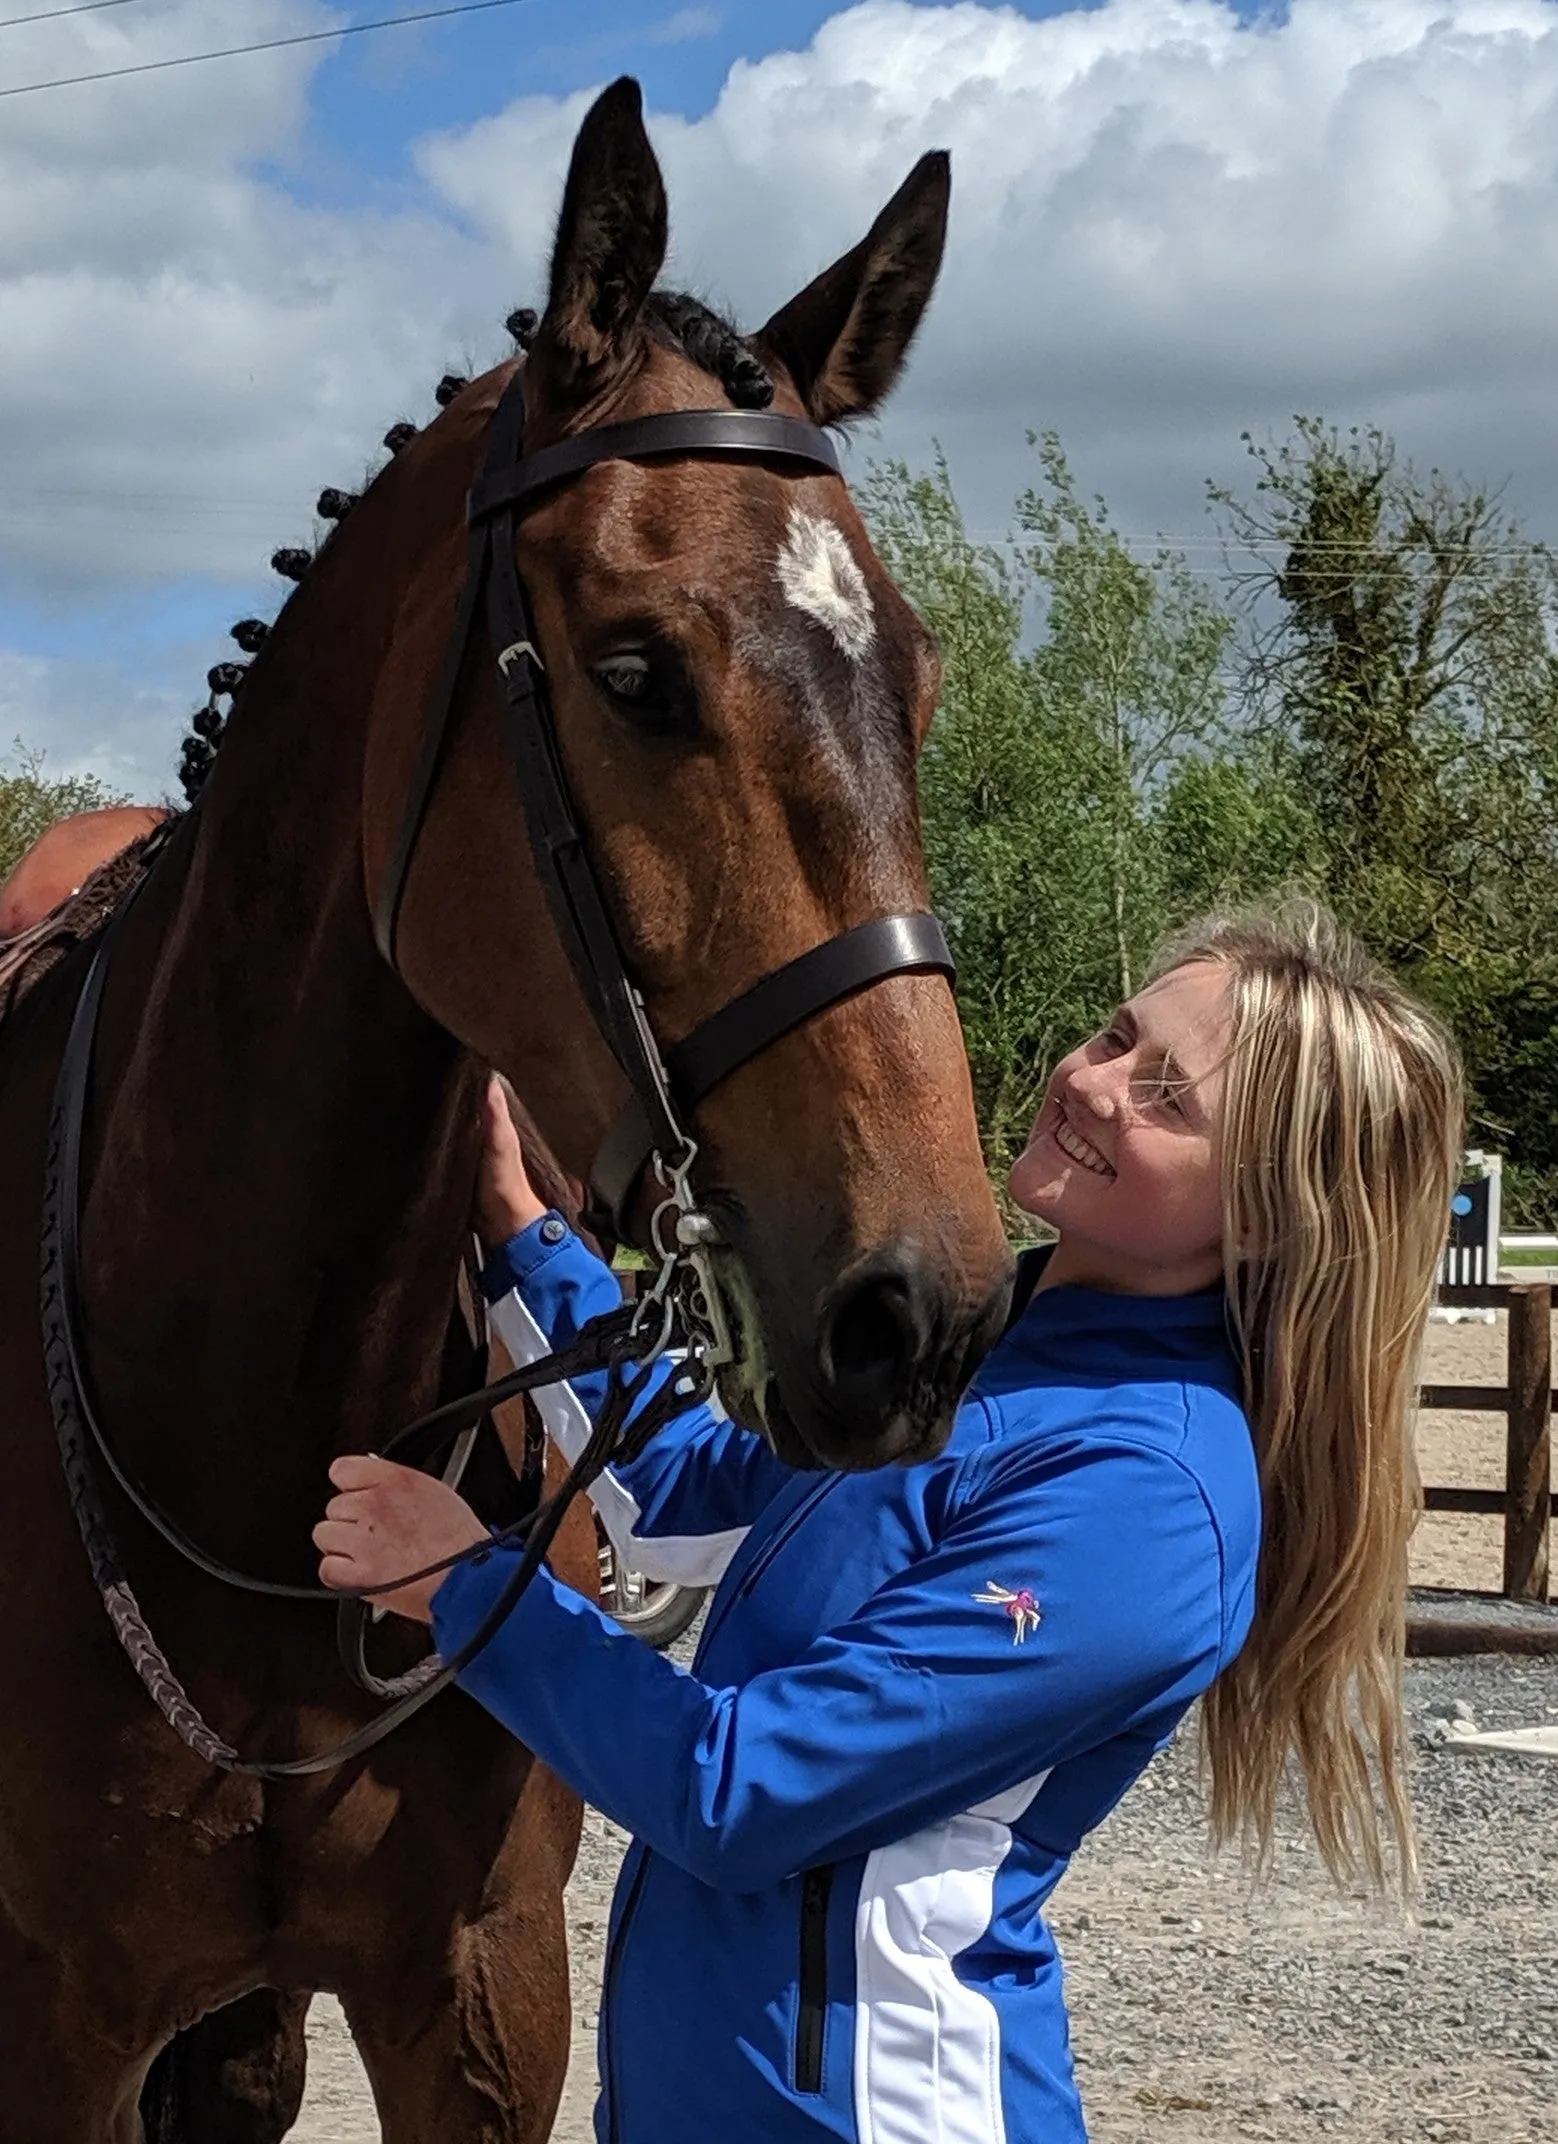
[{"left": 360, "top": 80, "right": 1011, "bottom": 1470}]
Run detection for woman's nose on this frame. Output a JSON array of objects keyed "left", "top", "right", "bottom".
[{"left": 1066, "top": 1064, "right": 1119, "bottom": 1120}]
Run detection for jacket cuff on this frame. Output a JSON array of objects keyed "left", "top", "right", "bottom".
[
  {"left": 479, "top": 1212, "right": 574, "bottom": 1302},
  {"left": 431, "top": 1543, "right": 556, "bottom": 1677}
]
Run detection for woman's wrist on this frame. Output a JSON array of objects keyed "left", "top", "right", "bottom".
[
  {"left": 475, "top": 1075, "right": 552, "bottom": 1253},
  {"left": 476, "top": 1194, "right": 550, "bottom": 1255}
]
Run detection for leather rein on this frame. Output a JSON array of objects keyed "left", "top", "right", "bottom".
[{"left": 40, "top": 364, "right": 956, "bottom": 1779}]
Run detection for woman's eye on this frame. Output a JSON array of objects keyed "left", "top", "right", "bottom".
[
  {"left": 1151, "top": 1077, "right": 1188, "bottom": 1118},
  {"left": 1124, "top": 1069, "right": 1183, "bottom": 1117},
  {"left": 594, "top": 654, "right": 651, "bottom": 702}
]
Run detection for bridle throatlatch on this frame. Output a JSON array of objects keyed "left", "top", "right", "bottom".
[{"left": 41, "top": 365, "right": 956, "bottom": 1778}]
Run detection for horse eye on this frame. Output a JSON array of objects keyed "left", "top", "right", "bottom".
[{"left": 594, "top": 654, "right": 651, "bottom": 703}]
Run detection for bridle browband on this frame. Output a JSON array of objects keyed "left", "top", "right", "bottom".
[
  {"left": 39, "top": 363, "right": 960, "bottom": 1781},
  {"left": 373, "top": 367, "right": 955, "bottom": 1248}
]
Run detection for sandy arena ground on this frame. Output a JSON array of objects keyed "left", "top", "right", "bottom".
[{"left": 291, "top": 1310, "right": 1556, "bottom": 2142}]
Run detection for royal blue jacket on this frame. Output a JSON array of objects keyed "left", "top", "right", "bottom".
[{"left": 432, "top": 1220, "right": 1261, "bottom": 2144}]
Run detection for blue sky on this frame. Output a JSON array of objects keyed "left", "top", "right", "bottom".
[
  {"left": 299, "top": 3, "right": 851, "bottom": 183},
  {"left": 295, "top": 0, "right": 1115, "bottom": 185},
  {"left": 3, "top": 0, "right": 1107, "bottom": 782},
  {"left": 5, "top": 0, "right": 1558, "bottom": 795},
  {"left": 0, "top": 0, "right": 1073, "bottom": 787}
]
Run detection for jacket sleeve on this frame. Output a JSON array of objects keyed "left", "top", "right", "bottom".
[
  {"left": 482, "top": 1217, "right": 795, "bottom": 1587},
  {"left": 431, "top": 1423, "right": 1233, "bottom": 1893}
]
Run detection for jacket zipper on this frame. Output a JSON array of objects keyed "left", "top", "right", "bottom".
[
  {"left": 694, "top": 1475, "right": 843, "bottom": 1669},
  {"left": 604, "top": 1846, "right": 653, "bottom": 2144},
  {"left": 794, "top": 1864, "right": 834, "bottom": 2094}
]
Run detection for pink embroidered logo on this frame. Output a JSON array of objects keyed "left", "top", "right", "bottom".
[{"left": 973, "top": 1581, "right": 1041, "bottom": 1644}]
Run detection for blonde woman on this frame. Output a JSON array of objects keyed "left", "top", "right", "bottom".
[{"left": 317, "top": 900, "right": 1462, "bottom": 2144}]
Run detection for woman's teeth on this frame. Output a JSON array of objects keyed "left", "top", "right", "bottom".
[{"left": 1054, "top": 1113, "right": 1114, "bottom": 1177}]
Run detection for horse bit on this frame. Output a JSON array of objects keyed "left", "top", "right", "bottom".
[{"left": 40, "top": 363, "right": 956, "bottom": 1778}]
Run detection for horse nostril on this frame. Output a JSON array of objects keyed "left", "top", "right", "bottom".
[{"left": 819, "top": 1261, "right": 931, "bottom": 1423}]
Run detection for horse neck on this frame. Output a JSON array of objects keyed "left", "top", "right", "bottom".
[{"left": 81, "top": 495, "right": 480, "bottom": 1509}]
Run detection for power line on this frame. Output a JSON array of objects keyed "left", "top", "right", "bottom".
[
  {"left": 1, "top": 1, "right": 136, "bottom": 28},
  {"left": 960, "top": 528, "right": 1556, "bottom": 560},
  {"left": 0, "top": 0, "right": 539, "bottom": 97}
]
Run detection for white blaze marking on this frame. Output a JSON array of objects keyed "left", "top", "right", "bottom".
[{"left": 776, "top": 506, "right": 876, "bottom": 660}]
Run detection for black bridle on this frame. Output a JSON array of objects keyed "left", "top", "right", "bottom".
[
  {"left": 374, "top": 368, "right": 954, "bottom": 1244},
  {"left": 41, "top": 364, "right": 956, "bottom": 1779}
]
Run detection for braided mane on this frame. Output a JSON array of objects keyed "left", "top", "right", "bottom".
[
  {"left": 643, "top": 292, "right": 774, "bottom": 411},
  {"left": 175, "top": 296, "right": 775, "bottom": 802}
]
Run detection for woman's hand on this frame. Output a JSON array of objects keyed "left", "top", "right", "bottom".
[
  {"left": 475, "top": 1072, "right": 549, "bottom": 1249},
  {"left": 314, "top": 1455, "right": 490, "bottom": 1624}
]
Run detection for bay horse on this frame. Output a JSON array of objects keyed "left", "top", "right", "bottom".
[{"left": 0, "top": 77, "right": 1009, "bottom": 2142}]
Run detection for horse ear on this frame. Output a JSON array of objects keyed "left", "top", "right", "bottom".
[
  {"left": 538, "top": 77, "right": 667, "bottom": 386},
  {"left": 756, "top": 152, "right": 950, "bottom": 426}
]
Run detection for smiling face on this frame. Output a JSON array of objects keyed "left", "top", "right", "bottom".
[{"left": 1009, "top": 960, "right": 1233, "bottom": 1296}]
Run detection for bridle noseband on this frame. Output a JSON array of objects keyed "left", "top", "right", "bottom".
[{"left": 373, "top": 367, "right": 955, "bottom": 1307}]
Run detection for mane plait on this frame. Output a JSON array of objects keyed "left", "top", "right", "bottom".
[
  {"left": 173, "top": 405, "right": 436, "bottom": 802},
  {"left": 172, "top": 296, "right": 770, "bottom": 801},
  {"left": 643, "top": 291, "right": 774, "bottom": 410}
]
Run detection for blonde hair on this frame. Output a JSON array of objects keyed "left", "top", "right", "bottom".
[{"left": 1153, "top": 899, "right": 1464, "bottom": 1886}]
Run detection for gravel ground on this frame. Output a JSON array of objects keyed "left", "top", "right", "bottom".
[
  {"left": 292, "top": 1312, "right": 1557, "bottom": 2142},
  {"left": 1052, "top": 1654, "right": 1558, "bottom": 2144},
  {"left": 296, "top": 1657, "right": 1558, "bottom": 2144}
]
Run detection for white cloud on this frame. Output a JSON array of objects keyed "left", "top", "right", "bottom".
[
  {"left": 648, "top": 7, "right": 725, "bottom": 41},
  {"left": 13, "top": 0, "right": 1558, "bottom": 790},
  {"left": 0, "top": 649, "right": 188, "bottom": 799},
  {"left": 423, "top": 0, "right": 1558, "bottom": 548},
  {"left": 0, "top": 0, "right": 500, "bottom": 600}
]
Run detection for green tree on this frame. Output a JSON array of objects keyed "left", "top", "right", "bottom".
[
  {"left": 864, "top": 451, "right": 1096, "bottom": 1173},
  {"left": 1017, "top": 432, "right": 1233, "bottom": 1000},
  {"left": 1153, "top": 746, "right": 1325, "bottom": 920},
  {"left": 1213, "top": 417, "right": 1558, "bottom": 965},
  {"left": 0, "top": 742, "right": 126, "bottom": 885},
  {"left": 865, "top": 438, "right": 1238, "bottom": 1182},
  {"left": 1213, "top": 418, "right": 1558, "bottom": 1217}
]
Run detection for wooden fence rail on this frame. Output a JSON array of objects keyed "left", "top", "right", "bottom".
[
  {"left": 619, "top": 1272, "right": 1553, "bottom": 1602},
  {"left": 1421, "top": 1282, "right": 1552, "bottom": 1602}
]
